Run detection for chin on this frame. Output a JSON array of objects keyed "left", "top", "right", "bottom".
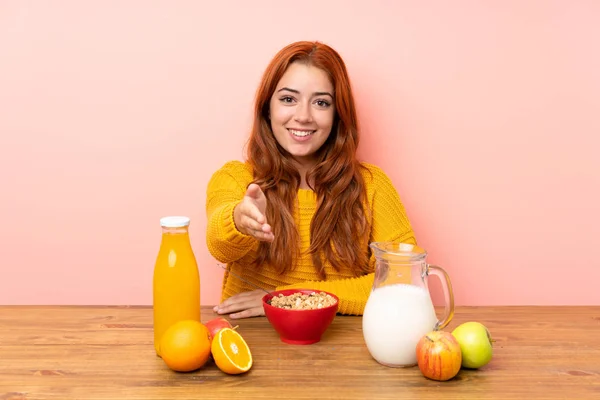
[{"left": 288, "top": 151, "right": 317, "bottom": 163}]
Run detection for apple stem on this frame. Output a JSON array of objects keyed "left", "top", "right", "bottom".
[{"left": 233, "top": 325, "right": 240, "bottom": 331}]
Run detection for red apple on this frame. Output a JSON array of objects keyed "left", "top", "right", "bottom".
[
  {"left": 205, "top": 317, "right": 232, "bottom": 340},
  {"left": 416, "top": 330, "right": 462, "bottom": 381}
]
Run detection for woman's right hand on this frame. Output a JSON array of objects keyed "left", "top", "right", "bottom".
[{"left": 233, "top": 183, "right": 274, "bottom": 242}]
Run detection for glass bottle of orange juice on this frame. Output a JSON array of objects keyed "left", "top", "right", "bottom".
[{"left": 153, "top": 216, "right": 200, "bottom": 356}]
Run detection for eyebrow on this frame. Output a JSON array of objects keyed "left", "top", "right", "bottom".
[{"left": 277, "top": 87, "right": 334, "bottom": 98}]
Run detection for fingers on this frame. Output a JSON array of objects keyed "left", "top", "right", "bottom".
[
  {"left": 235, "top": 185, "right": 274, "bottom": 242},
  {"left": 214, "top": 290, "right": 255, "bottom": 311},
  {"left": 258, "top": 231, "right": 274, "bottom": 242},
  {"left": 244, "top": 186, "right": 267, "bottom": 224},
  {"left": 240, "top": 212, "right": 267, "bottom": 232},
  {"left": 252, "top": 229, "right": 274, "bottom": 242},
  {"left": 238, "top": 212, "right": 273, "bottom": 241},
  {"left": 213, "top": 291, "right": 266, "bottom": 319},
  {"left": 232, "top": 184, "right": 276, "bottom": 242},
  {"left": 246, "top": 221, "right": 273, "bottom": 242},
  {"left": 214, "top": 301, "right": 247, "bottom": 314},
  {"left": 230, "top": 307, "right": 265, "bottom": 319},
  {"left": 245, "top": 183, "right": 263, "bottom": 200},
  {"left": 244, "top": 204, "right": 266, "bottom": 225}
]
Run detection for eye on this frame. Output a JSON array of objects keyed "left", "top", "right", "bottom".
[
  {"left": 315, "top": 99, "right": 331, "bottom": 108},
  {"left": 280, "top": 96, "right": 295, "bottom": 104}
]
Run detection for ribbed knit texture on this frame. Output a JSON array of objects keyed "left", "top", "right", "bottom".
[{"left": 206, "top": 161, "right": 416, "bottom": 315}]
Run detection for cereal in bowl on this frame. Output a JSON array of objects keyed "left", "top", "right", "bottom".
[{"left": 269, "top": 291, "right": 337, "bottom": 310}]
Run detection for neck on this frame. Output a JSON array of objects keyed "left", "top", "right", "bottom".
[{"left": 292, "top": 157, "right": 315, "bottom": 190}]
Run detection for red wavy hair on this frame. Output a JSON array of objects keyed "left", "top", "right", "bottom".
[{"left": 247, "top": 41, "right": 371, "bottom": 279}]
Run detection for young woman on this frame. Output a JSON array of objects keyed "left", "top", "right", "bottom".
[{"left": 206, "top": 41, "right": 416, "bottom": 319}]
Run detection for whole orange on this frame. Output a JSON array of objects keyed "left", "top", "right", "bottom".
[{"left": 159, "top": 320, "right": 211, "bottom": 372}]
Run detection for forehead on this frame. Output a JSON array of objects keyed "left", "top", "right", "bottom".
[{"left": 276, "top": 62, "right": 333, "bottom": 92}]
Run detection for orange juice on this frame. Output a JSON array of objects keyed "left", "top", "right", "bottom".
[{"left": 153, "top": 216, "right": 200, "bottom": 356}]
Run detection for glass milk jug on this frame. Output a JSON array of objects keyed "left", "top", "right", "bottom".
[
  {"left": 153, "top": 216, "right": 200, "bottom": 356},
  {"left": 362, "top": 242, "right": 454, "bottom": 367}
]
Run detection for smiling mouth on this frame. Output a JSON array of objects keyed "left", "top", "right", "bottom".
[{"left": 288, "top": 129, "right": 315, "bottom": 137}]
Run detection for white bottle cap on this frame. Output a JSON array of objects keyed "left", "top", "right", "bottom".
[{"left": 160, "top": 216, "right": 190, "bottom": 228}]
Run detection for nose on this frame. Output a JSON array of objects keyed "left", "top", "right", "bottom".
[{"left": 294, "top": 102, "right": 313, "bottom": 123}]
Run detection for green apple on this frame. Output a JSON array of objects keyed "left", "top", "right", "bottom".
[{"left": 451, "top": 322, "right": 493, "bottom": 369}]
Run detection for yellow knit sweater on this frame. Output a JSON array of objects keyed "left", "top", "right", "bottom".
[{"left": 205, "top": 161, "right": 416, "bottom": 315}]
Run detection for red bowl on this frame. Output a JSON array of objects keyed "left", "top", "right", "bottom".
[{"left": 262, "top": 289, "right": 339, "bottom": 345}]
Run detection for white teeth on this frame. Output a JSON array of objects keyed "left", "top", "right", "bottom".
[{"left": 289, "top": 129, "right": 314, "bottom": 137}]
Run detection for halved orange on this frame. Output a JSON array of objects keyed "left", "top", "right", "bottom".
[{"left": 211, "top": 327, "right": 253, "bottom": 374}]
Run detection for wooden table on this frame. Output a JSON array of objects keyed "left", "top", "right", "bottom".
[{"left": 0, "top": 306, "right": 598, "bottom": 399}]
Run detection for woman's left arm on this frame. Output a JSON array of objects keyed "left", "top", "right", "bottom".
[{"left": 213, "top": 271, "right": 380, "bottom": 318}]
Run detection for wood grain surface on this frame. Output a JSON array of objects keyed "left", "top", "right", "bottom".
[{"left": 0, "top": 306, "right": 598, "bottom": 399}]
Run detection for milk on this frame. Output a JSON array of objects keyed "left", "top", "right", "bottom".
[{"left": 362, "top": 283, "right": 438, "bottom": 367}]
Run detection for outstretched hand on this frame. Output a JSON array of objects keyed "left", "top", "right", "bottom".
[{"left": 233, "top": 183, "right": 274, "bottom": 242}]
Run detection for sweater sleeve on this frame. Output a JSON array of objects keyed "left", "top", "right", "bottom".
[
  {"left": 205, "top": 161, "right": 258, "bottom": 263},
  {"left": 276, "top": 165, "right": 417, "bottom": 315}
]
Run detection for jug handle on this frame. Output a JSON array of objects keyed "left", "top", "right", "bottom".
[{"left": 427, "top": 264, "right": 455, "bottom": 330}]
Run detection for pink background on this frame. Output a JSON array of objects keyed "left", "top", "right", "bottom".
[{"left": 1, "top": 1, "right": 599, "bottom": 306}]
